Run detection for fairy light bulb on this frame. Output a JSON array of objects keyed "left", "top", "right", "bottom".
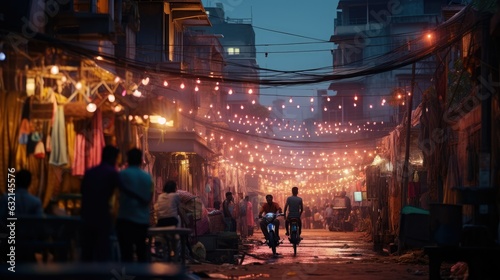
[
  {"left": 195, "top": 86, "right": 199, "bottom": 92},
  {"left": 86, "top": 103, "right": 97, "bottom": 113},
  {"left": 76, "top": 82, "right": 82, "bottom": 90},
  {"left": 107, "top": 94, "right": 115, "bottom": 102},
  {"left": 180, "top": 83, "right": 185, "bottom": 89},
  {"left": 289, "top": 97, "right": 293, "bottom": 103},
  {"left": 163, "top": 81, "right": 169, "bottom": 87},
  {"left": 132, "top": 90, "right": 142, "bottom": 97},
  {"left": 248, "top": 89, "right": 253, "bottom": 94},
  {"left": 141, "top": 77, "right": 150, "bottom": 85},
  {"left": 50, "top": 65, "right": 59, "bottom": 75},
  {"left": 228, "top": 89, "right": 233, "bottom": 95}
]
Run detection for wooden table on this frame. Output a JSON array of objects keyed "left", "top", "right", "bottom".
[
  {"left": 147, "top": 227, "right": 192, "bottom": 265},
  {"left": 0, "top": 262, "right": 186, "bottom": 279}
]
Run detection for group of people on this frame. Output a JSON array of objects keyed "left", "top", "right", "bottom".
[
  {"left": 1, "top": 145, "right": 184, "bottom": 263},
  {"left": 221, "top": 191, "right": 254, "bottom": 238}
]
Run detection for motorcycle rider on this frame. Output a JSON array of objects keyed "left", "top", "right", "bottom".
[
  {"left": 284, "top": 186, "right": 303, "bottom": 237},
  {"left": 258, "top": 194, "right": 283, "bottom": 241}
]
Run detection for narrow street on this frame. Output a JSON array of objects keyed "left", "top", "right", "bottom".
[{"left": 188, "top": 229, "right": 431, "bottom": 280}]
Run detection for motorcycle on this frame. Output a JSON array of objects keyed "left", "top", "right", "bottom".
[
  {"left": 287, "top": 217, "right": 301, "bottom": 256},
  {"left": 261, "top": 212, "right": 283, "bottom": 255}
]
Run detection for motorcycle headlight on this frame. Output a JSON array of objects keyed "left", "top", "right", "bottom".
[{"left": 265, "top": 213, "right": 274, "bottom": 222}]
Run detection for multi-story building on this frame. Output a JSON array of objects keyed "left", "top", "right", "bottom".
[
  {"left": 0, "top": 0, "right": 227, "bottom": 205},
  {"left": 328, "top": 0, "right": 442, "bottom": 125},
  {"left": 191, "top": 3, "right": 260, "bottom": 116}
]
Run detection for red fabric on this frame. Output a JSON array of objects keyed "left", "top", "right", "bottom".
[{"left": 408, "top": 182, "right": 421, "bottom": 199}]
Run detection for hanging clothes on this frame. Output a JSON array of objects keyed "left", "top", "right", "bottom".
[
  {"left": 72, "top": 133, "right": 86, "bottom": 176},
  {"left": 66, "top": 120, "right": 76, "bottom": 168},
  {"left": 443, "top": 153, "right": 461, "bottom": 204},
  {"left": 85, "top": 109, "right": 105, "bottom": 170},
  {"left": 49, "top": 106, "right": 69, "bottom": 166}
]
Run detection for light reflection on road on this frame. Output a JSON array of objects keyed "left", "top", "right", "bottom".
[{"left": 240, "top": 230, "right": 378, "bottom": 265}]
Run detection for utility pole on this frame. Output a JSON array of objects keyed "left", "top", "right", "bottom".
[{"left": 401, "top": 62, "right": 416, "bottom": 208}]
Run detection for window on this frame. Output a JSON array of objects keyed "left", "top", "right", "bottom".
[{"left": 227, "top": 47, "right": 240, "bottom": 55}]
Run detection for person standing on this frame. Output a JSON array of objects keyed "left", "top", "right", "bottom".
[
  {"left": 303, "top": 206, "right": 312, "bottom": 229},
  {"left": 116, "top": 148, "right": 153, "bottom": 262},
  {"left": 237, "top": 195, "right": 248, "bottom": 238},
  {"left": 80, "top": 145, "right": 122, "bottom": 262},
  {"left": 284, "top": 186, "right": 303, "bottom": 236},
  {"left": 246, "top": 196, "right": 254, "bottom": 236},
  {"left": 325, "top": 204, "right": 334, "bottom": 230},
  {"left": 222, "top": 192, "right": 236, "bottom": 232}
]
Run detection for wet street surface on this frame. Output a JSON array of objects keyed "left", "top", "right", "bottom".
[
  {"left": 189, "top": 229, "right": 431, "bottom": 279},
  {"left": 240, "top": 229, "right": 378, "bottom": 265}
]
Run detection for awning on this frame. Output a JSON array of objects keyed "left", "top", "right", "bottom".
[
  {"left": 168, "top": 1, "right": 211, "bottom": 26},
  {"left": 147, "top": 130, "right": 214, "bottom": 159}
]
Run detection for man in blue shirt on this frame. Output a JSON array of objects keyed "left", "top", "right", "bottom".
[{"left": 117, "top": 148, "right": 153, "bottom": 262}]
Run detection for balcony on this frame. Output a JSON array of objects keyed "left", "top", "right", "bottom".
[{"left": 46, "top": 1, "right": 115, "bottom": 39}]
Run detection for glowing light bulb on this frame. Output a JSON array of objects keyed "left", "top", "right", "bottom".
[
  {"left": 107, "top": 94, "right": 115, "bottom": 102},
  {"left": 180, "top": 83, "right": 185, "bottom": 89},
  {"left": 132, "top": 90, "right": 142, "bottom": 97},
  {"left": 86, "top": 103, "right": 97, "bottom": 113},
  {"left": 50, "top": 65, "right": 59, "bottom": 75},
  {"left": 228, "top": 89, "right": 233, "bottom": 95},
  {"left": 76, "top": 82, "right": 82, "bottom": 90},
  {"left": 163, "top": 81, "right": 169, "bottom": 87}
]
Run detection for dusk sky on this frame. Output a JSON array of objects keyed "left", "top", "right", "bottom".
[{"left": 202, "top": 0, "right": 340, "bottom": 113}]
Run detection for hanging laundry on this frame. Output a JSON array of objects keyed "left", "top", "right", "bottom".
[{"left": 49, "top": 106, "right": 69, "bottom": 166}]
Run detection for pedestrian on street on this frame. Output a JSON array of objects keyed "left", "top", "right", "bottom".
[
  {"left": 303, "top": 206, "right": 312, "bottom": 229},
  {"left": 246, "top": 196, "right": 254, "bottom": 236},
  {"left": 80, "top": 145, "right": 122, "bottom": 262},
  {"left": 222, "top": 191, "right": 236, "bottom": 231},
  {"left": 237, "top": 194, "right": 248, "bottom": 238},
  {"left": 116, "top": 148, "right": 153, "bottom": 262}
]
